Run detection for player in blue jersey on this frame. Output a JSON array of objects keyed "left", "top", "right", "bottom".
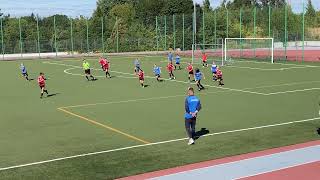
[
  {"left": 20, "top": 63, "right": 29, "bottom": 81},
  {"left": 211, "top": 62, "right": 218, "bottom": 81},
  {"left": 185, "top": 87, "right": 202, "bottom": 145},
  {"left": 175, "top": 54, "right": 181, "bottom": 70},
  {"left": 134, "top": 59, "right": 141, "bottom": 75},
  {"left": 194, "top": 68, "right": 205, "bottom": 91},
  {"left": 153, "top": 64, "right": 162, "bottom": 82},
  {"left": 168, "top": 52, "right": 173, "bottom": 63}
]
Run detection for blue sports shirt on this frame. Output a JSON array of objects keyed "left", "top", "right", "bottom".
[
  {"left": 185, "top": 95, "right": 201, "bottom": 119},
  {"left": 168, "top": 53, "right": 173, "bottom": 61},
  {"left": 154, "top": 66, "right": 161, "bottom": 75},
  {"left": 20, "top": 64, "right": 27, "bottom": 74},
  {"left": 195, "top": 72, "right": 202, "bottom": 81},
  {"left": 175, "top": 56, "right": 181, "bottom": 63},
  {"left": 211, "top": 64, "right": 217, "bottom": 73},
  {"left": 134, "top": 59, "right": 140, "bottom": 68}
]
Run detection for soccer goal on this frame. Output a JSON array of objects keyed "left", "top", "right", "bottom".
[
  {"left": 192, "top": 42, "right": 224, "bottom": 66},
  {"left": 224, "top": 38, "right": 274, "bottom": 65}
]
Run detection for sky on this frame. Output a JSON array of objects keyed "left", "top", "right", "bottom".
[{"left": 0, "top": 0, "right": 319, "bottom": 17}]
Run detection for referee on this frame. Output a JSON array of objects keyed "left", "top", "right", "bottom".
[{"left": 185, "top": 87, "right": 202, "bottom": 145}]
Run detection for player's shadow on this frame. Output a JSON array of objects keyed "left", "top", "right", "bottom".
[
  {"left": 28, "top": 78, "right": 35, "bottom": 81},
  {"left": 144, "top": 85, "right": 150, "bottom": 88},
  {"left": 194, "top": 128, "right": 210, "bottom": 140},
  {"left": 317, "top": 128, "right": 320, "bottom": 135},
  {"left": 91, "top": 78, "right": 98, "bottom": 81},
  {"left": 47, "top": 93, "right": 60, "bottom": 98}
]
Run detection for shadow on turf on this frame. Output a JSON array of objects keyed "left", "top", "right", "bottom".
[
  {"left": 194, "top": 128, "right": 210, "bottom": 140},
  {"left": 46, "top": 93, "right": 60, "bottom": 98}
]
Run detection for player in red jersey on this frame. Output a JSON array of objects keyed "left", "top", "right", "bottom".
[
  {"left": 138, "top": 69, "right": 145, "bottom": 88},
  {"left": 99, "top": 57, "right": 105, "bottom": 70},
  {"left": 186, "top": 62, "right": 194, "bottom": 82},
  {"left": 167, "top": 62, "right": 176, "bottom": 80},
  {"left": 202, "top": 52, "right": 208, "bottom": 67},
  {"left": 101, "top": 58, "right": 111, "bottom": 78},
  {"left": 215, "top": 67, "right": 224, "bottom": 86},
  {"left": 37, "top": 72, "right": 49, "bottom": 98}
]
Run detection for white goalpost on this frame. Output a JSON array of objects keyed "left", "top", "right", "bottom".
[{"left": 224, "top": 38, "right": 274, "bottom": 65}]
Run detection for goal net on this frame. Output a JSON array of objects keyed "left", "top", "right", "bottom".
[
  {"left": 224, "top": 38, "right": 274, "bottom": 65},
  {"left": 192, "top": 42, "right": 224, "bottom": 66}
]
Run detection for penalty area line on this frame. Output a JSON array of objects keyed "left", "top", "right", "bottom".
[{"left": 1, "top": 117, "right": 319, "bottom": 172}]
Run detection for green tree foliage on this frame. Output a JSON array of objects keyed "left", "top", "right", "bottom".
[{"left": 0, "top": 0, "right": 319, "bottom": 54}]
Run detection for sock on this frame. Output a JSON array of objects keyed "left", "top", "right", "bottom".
[
  {"left": 141, "top": 83, "right": 144, "bottom": 87},
  {"left": 90, "top": 75, "right": 95, "bottom": 80},
  {"left": 188, "top": 76, "right": 190, "bottom": 81},
  {"left": 41, "top": 93, "right": 43, "bottom": 98},
  {"left": 44, "top": 90, "right": 48, "bottom": 94},
  {"left": 86, "top": 76, "right": 89, "bottom": 81},
  {"left": 26, "top": 76, "right": 29, "bottom": 80}
]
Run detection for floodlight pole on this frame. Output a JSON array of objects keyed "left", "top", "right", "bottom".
[
  {"left": 182, "top": 14, "right": 185, "bottom": 51},
  {"left": 101, "top": 16, "right": 105, "bottom": 56},
  {"left": 53, "top": 16, "right": 58, "bottom": 58},
  {"left": 0, "top": 18, "right": 4, "bottom": 60},
  {"left": 36, "top": 15, "right": 41, "bottom": 58},
  {"left": 156, "top": 16, "right": 159, "bottom": 51},
  {"left": 19, "top": 18, "right": 23, "bottom": 57}
]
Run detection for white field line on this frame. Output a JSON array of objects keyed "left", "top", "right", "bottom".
[
  {"left": 160, "top": 60, "right": 313, "bottom": 71},
  {"left": 45, "top": 61, "right": 267, "bottom": 96},
  {"left": 63, "top": 68, "right": 137, "bottom": 79},
  {"left": 1, "top": 117, "right": 319, "bottom": 172},
  {"left": 243, "top": 81, "right": 320, "bottom": 90},
  {"left": 238, "top": 60, "right": 319, "bottom": 68},
  {"left": 265, "top": 88, "right": 320, "bottom": 95}
]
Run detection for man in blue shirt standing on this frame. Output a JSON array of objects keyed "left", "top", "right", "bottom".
[{"left": 185, "top": 87, "right": 202, "bottom": 145}]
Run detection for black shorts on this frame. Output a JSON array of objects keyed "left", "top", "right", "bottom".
[
  {"left": 189, "top": 71, "right": 194, "bottom": 75},
  {"left": 85, "top": 69, "right": 91, "bottom": 74},
  {"left": 176, "top": 62, "right": 180, "bottom": 65},
  {"left": 139, "top": 78, "right": 144, "bottom": 81},
  {"left": 217, "top": 76, "right": 223, "bottom": 80},
  {"left": 39, "top": 85, "right": 45, "bottom": 89},
  {"left": 135, "top": 67, "right": 141, "bottom": 72},
  {"left": 155, "top": 74, "right": 161, "bottom": 78}
]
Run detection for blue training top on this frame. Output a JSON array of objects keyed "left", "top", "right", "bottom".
[
  {"left": 168, "top": 53, "right": 173, "bottom": 61},
  {"left": 153, "top": 66, "right": 161, "bottom": 75},
  {"left": 20, "top": 64, "right": 27, "bottom": 74},
  {"left": 211, "top": 64, "right": 217, "bottom": 73},
  {"left": 175, "top": 56, "right": 181, "bottom": 63},
  {"left": 134, "top": 59, "right": 140, "bottom": 68},
  {"left": 185, "top": 95, "right": 201, "bottom": 119},
  {"left": 195, "top": 72, "right": 202, "bottom": 81}
]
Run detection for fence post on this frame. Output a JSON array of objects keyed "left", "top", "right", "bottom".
[
  {"left": 182, "top": 14, "right": 185, "bottom": 51},
  {"left": 101, "top": 16, "right": 105, "bottom": 56},
  {"left": 173, "top": 14, "right": 176, "bottom": 50},
  {"left": 53, "top": 16, "right": 58, "bottom": 58},
  {"left": 156, "top": 16, "right": 159, "bottom": 51},
  {"left": 302, "top": 2, "right": 305, "bottom": 62},
  {"left": 19, "top": 18, "right": 23, "bottom": 57},
  {"left": 284, "top": 4, "right": 288, "bottom": 60},
  {"left": 0, "top": 18, "right": 4, "bottom": 60},
  {"left": 164, "top": 15, "right": 167, "bottom": 50},
  {"left": 70, "top": 18, "right": 74, "bottom": 56},
  {"left": 253, "top": 7, "right": 256, "bottom": 57},
  {"left": 226, "top": 8, "right": 229, "bottom": 38},
  {"left": 36, "top": 15, "right": 41, "bottom": 58},
  {"left": 240, "top": 8, "right": 243, "bottom": 57},
  {"left": 86, "top": 18, "right": 89, "bottom": 54},
  {"left": 268, "top": 5, "right": 271, "bottom": 37},
  {"left": 214, "top": 10, "right": 217, "bottom": 45},
  {"left": 202, "top": 11, "right": 205, "bottom": 46},
  {"left": 116, "top": 17, "right": 119, "bottom": 53}
]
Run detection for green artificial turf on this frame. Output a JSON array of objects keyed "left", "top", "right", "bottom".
[{"left": 0, "top": 56, "right": 319, "bottom": 179}]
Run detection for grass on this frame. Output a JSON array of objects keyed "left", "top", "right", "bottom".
[{"left": 0, "top": 56, "right": 319, "bottom": 179}]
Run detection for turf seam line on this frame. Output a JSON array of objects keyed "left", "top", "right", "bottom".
[
  {"left": 242, "top": 80, "right": 320, "bottom": 90},
  {"left": 57, "top": 108, "right": 150, "bottom": 144},
  {"left": 1, "top": 117, "right": 319, "bottom": 172},
  {"left": 264, "top": 88, "right": 320, "bottom": 95}
]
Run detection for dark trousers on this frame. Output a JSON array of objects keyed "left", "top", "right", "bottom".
[{"left": 185, "top": 117, "right": 196, "bottom": 139}]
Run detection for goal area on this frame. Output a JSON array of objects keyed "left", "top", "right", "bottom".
[{"left": 224, "top": 38, "right": 274, "bottom": 65}]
